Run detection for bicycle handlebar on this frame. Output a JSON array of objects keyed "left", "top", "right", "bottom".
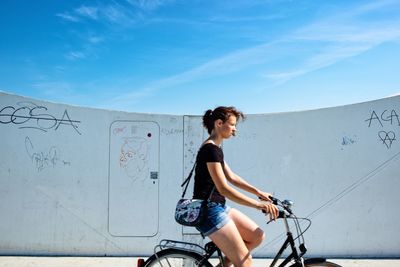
[
  {"left": 268, "top": 196, "right": 279, "bottom": 205},
  {"left": 258, "top": 195, "right": 279, "bottom": 206},
  {"left": 259, "top": 196, "right": 291, "bottom": 220}
]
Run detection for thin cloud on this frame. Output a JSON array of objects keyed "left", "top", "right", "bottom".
[
  {"left": 209, "top": 14, "right": 286, "bottom": 23},
  {"left": 65, "top": 51, "right": 86, "bottom": 61},
  {"left": 351, "top": 0, "right": 400, "bottom": 15},
  {"left": 265, "top": 25, "right": 400, "bottom": 85},
  {"left": 88, "top": 35, "right": 104, "bottom": 44},
  {"left": 102, "top": 4, "right": 133, "bottom": 25},
  {"left": 75, "top": 6, "right": 99, "bottom": 20},
  {"left": 126, "top": 0, "right": 172, "bottom": 11},
  {"left": 56, "top": 12, "right": 80, "bottom": 22},
  {"left": 58, "top": 3, "right": 134, "bottom": 26},
  {"left": 264, "top": 42, "right": 377, "bottom": 85},
  {"left": 264, "top": 1, "right": 400, "bottom": 85},
  {"left": 110, "top": 0, "right": 400, "bottom": 106},
  {"left": 58, "top": 1, "right": 177, "bottom": 27},
  {"left": 107, "top": 88, "right": 154, "bottom": 109},
  {"left": 106, "top": 41, "right": 278, "bottom": 108},
  {"left": 31, "top": 81, "right": 73, "bottom": 95}
]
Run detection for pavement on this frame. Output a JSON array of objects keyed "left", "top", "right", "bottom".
[{"left": 1, "top": 257, "right": 400, "bottom": 267}]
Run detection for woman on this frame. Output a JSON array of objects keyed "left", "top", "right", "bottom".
[{"left": 193, "top": 106, "right": 279, "bottom": 267}]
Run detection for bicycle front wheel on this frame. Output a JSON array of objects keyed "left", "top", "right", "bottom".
[{"left": 144, "top": 248, "right": 213, "bottom": 267}]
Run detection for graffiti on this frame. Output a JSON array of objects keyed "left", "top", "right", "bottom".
[
  {"left": 113, "top": 126, "right": 126, "bottom": 135},
  {"left": 119, "top": 137, "right": 149, "bottom": 182},
  {"left": 365, "top": 109, "right": 399, "bottom": 149},
  {"left": 25, "top": 136, "right": 71, "bottom": 172},
  {"left": 0, "top": 102, "right": 81, "bottom": 135},
  {"left": 365, "top": 109, "right": 400, "bottom": 128},
  {"left": 342, "top": 136, "right": 356, "bottom": 146},
  {"left": 378, "top": 131, "right": 396, "bottom": 149},
  {"left": 161, "top": 128, "right": 184, "bottom": 136}
]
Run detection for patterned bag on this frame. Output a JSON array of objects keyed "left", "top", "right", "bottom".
[
  {"left": 174, "top": 198, "right": 207, "bottom": 226},
  {"left": 174, "top": 160, "right": 215, "bottom": 227}
]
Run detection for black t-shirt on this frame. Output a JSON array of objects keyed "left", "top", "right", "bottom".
[{"left": 193, "top": 143, "right": 226, "bottom": 203}]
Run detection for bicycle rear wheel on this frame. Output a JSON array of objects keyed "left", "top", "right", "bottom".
[{"left": 144, "top": 248, "right": 213, "bottom": 267}]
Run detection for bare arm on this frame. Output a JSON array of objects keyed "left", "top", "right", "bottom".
[
  {"left": 223, "top": 161, "right": 272, "bottom": 201},
  {"left": 207, "top": 162, "right": 278, "bottom": 218}
]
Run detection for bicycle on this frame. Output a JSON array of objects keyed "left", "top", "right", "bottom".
[{"left": 139, "top": 196, "right": 342, "bottom": 267}]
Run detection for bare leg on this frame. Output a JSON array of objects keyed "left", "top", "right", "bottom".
[
  {"left": 217, "top": 208, "right": 265, "bottom": 267},
  {"left": 229, "top": 208, "right": 265, "bottom": 250},
  {"left": 208, "top": 220, "right": 253, "bottom": 267}
]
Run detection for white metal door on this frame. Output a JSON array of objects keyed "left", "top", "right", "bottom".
[{"left": 108, "top": 121, "right": 159, "bottom": 237}]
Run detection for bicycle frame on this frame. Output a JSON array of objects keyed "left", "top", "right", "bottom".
[
  {"left": 143, "top": 197, "right": 334, "bottom": 267},
  {"left": 267, "top": 197, "right": 329, "bottom": 267},
  {"left": 269, "top": 213, "right": 304, "bottom": 267},
  {"left": 201, "top": 225, "right": 305, "bottom": 267},
  {"left": 199, "top": 212, "right": 306, "bottom": 267},
  {"left": 170, "top": 204, "right": 310, "bottom": 267},
  {"left": 199, "top": 242, "right": 224, "bottom": 266}
]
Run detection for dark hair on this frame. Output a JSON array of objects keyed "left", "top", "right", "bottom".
[{"left": 202, "top": 106, "right": 245, "bottom": 135}]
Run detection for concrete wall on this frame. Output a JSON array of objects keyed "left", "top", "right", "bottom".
[{"left": 0, "top": 92, "right": 399, "bottom": 257}]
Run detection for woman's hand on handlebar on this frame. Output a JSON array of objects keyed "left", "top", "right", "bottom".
[
  {"left": 256, "top": 191, "right": 274, "bottom": 202},
  {"left": 254, "top": 190, "right": 279, "bottom": 220},
  {"left": 258, "top": 201, "right": 279, "bottom": 221}
]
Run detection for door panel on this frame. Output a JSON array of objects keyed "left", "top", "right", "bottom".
[{"left": 108, "top": 121, "right": 159, "bottom": 237}]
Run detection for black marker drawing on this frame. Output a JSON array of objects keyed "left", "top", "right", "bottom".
[
  {"left": 365, "top": 109, "right": 400, "bottom": 128},
  {"left": 342, "top": 136, "right": 356, "bottom": 146},
  {"left": 25, "top": 136, "right": 71, "bottom": 172},
  {"left": 378, "top": 131, "right": 396, "bottom": 149},
  {"left": 0, "top": 102, "right": 81, "bottom": 135},
  {"left": 365, "top": 109, "right": 398, "bottom": 148}
]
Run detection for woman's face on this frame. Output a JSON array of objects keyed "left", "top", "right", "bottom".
[{"left": 218, "top": 115, "right": 237, "bottom": 139}]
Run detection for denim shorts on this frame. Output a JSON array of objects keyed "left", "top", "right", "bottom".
[{"left": 196, "top": 202, "right": 231, "bottom": 236}]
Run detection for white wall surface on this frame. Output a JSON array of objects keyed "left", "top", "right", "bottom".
[{"left": 0, "top": 92, "right": 399, "bottom": 257}]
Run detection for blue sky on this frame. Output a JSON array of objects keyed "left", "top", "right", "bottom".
[{"left": 1, "top": 0, "right": 400, "bottom": 115}]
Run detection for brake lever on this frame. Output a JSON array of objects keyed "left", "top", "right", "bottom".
[
  {"left": 258, "top": 196, "right": 282, "bottom": 223},
  {"left": 258, "top": 196, "right": 279, "bottom": 205},
  {"left": 266, "top": 210, "right": 285, "bottom": 224}
]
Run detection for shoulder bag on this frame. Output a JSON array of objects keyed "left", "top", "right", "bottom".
[{"left": 174, "top": 160, "right": 215, "bottom": 227}]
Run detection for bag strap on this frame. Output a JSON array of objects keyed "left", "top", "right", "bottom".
[
  {"left": 181, "top": 144, "right": 216, "bottom": 200},
  {"left": 181, "top": 161, "right": 196, "bottom": 198},
  {"left": 207, "top": 186, "right": 215, "bottom": 201},
  {"left": 181, "top": 161, "right": 216, "bottom": 200}
]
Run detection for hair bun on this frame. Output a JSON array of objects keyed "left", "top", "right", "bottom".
[
  {"left": 202, "top": 106, "right": 244, "bottom": 135},
  {"left": 202, "top": 109, "right": 213, "bottom": 133}
]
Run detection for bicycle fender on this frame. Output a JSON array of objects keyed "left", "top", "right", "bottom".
[{"left": 304, "top": 257, "right": 327, "bottom": 264}]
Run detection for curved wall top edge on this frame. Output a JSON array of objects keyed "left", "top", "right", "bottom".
[
  {"left": 1, "top": 90, "right": 399, "bottom": 117},
  {"left": 247, "top": 94, "right": 400, "bottom": 117}
]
